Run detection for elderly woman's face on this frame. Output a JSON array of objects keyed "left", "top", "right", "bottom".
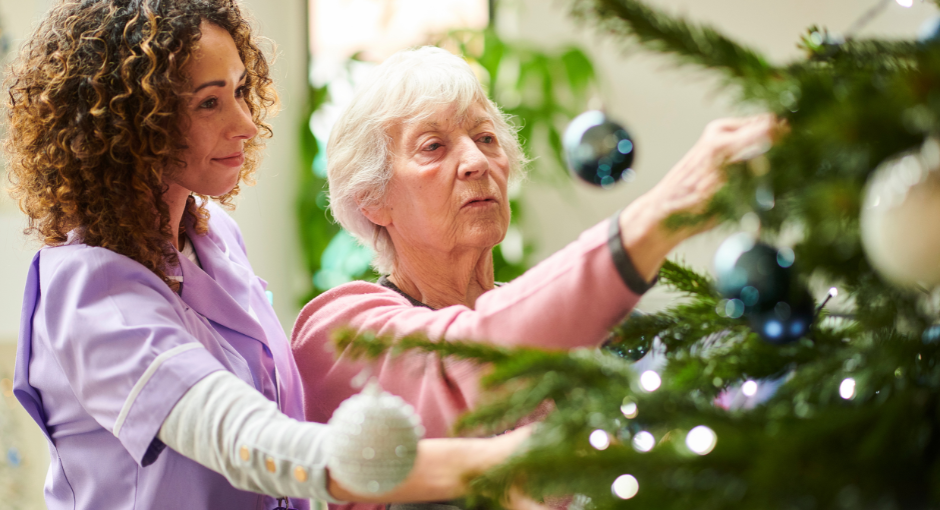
[
  {"left": 169, "top": 21, "right": 258, "bottom": 196},
  {"left": 375, "top": 103, "right": 511, "bottom": 257}
]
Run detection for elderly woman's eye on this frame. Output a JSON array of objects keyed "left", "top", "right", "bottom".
[
  {"left": 479, "top": 135, "right": 495, "bottom": 144},
  {"left": 425, "top": 142, "right": 442, "bottom": 151}
]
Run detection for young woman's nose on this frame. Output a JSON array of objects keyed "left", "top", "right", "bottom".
[{"left": 229, "top": 101, "right": 259, "bottom": 140}]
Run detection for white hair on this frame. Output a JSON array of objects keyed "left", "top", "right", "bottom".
[{"left": 326, "top": 46, "right": 528, "bottom": 275}]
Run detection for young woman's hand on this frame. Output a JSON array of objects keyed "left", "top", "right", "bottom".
[{"left": 328, "top": 426, "right": 535, "bottom": 504}]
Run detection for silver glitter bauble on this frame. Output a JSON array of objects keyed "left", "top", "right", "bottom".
[
  {"left": 326, "top": 380, "right": 424, "bottom": 495},
  {"left": 861, "top": 138, "right": 940, "bottom": 287},
  {"left": 563, "top": 110, "right": 636, "bottom": 188}
]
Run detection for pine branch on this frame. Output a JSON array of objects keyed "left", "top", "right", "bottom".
[
  {"left": 569, "top": 0, "right": 777, "bottom": 95},
  {"left": 331, "top": 328, "right": 515, "bottom": 364},
  {"left": 659, "top": 259, "right": 719, "bottom": 298}
]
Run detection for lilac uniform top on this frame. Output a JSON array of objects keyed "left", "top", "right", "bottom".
[
  {"left": 292, "top": 214, "right": 655, "bottom": 510},
  {"left": 13, "top": 201, "right": 309, "bottom": 510}
]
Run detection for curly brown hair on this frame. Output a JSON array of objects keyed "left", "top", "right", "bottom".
[{"left": 3, "top": 0, "right": 277, "bottom": 288}]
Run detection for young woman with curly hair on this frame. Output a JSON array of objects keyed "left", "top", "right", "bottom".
[{"left": 4, "top": 1, "right": 531, "bottom": 509}]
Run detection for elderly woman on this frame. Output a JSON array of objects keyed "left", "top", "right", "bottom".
[
  {"left": 291, "top": 45, "right": 778, "bottom": 510},
  {"left": 6, "top": 3, "right": 535, "bottom": 509}
]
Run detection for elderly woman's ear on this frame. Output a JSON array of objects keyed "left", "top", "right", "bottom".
[{"left": 359, "top": 203, "right": 392, "bottom": 227}]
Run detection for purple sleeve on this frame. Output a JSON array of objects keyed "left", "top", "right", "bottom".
[{"left": 37, "top": 246, "right": 226, "bottom": 465}]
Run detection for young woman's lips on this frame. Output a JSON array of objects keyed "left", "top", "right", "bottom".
[{"left": 213, "top": 152, "right": 245, "bottom": 167}]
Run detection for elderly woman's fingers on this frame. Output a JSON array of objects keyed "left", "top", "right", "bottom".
[
  {"left": 722, "top": 115, "right": 780, "bottom": 163},
  {"left": 616, "top": 113, "right": 782, "bottom": 283}
]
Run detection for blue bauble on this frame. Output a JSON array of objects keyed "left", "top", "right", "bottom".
[
  {"left": 715, "top": 233, "right": 813, "bottom": 344},
  {"left": 564, "top": 111, "right": 635, "bottom": 187},
  {"left": 715, "top": 234, "right": 792, "bottom": 313},
  {"left": 919, "top": 17, "right": 940, "bottom": 44},
  {"left": 746, "top": 290, "right": 814, "bottom": 345},
  {"left": 923, "top": 324, "right": 940, "bottom": 344}
]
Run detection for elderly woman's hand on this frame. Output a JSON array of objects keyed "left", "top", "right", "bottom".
[{"left": 618, "top": 114, "right": 783, "bottom": 282}]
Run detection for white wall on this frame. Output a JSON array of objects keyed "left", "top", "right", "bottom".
[{"left": 503, "top": 0, "right": 936, "bottom": 311}]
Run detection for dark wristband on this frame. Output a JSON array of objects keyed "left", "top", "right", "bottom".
[{"left": 607, "top": 210, "right": 659, "bottom": 295}]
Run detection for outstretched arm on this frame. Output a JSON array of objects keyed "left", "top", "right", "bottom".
[{"left": 158, "top": 370, "right": 529, "bottom": 503}]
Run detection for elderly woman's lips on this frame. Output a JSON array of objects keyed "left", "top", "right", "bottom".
[{"left": 463, "top": 198, "right": 497, "bottom": 208}]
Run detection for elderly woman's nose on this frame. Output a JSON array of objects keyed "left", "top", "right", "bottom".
[{"left": 456, "top": 138, "right": 489, "bottom": 179}]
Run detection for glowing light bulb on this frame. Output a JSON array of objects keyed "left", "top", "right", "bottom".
[
  {"left": 742, "top": 380, "right": 759, "bottom": 397},
  {"left": 829, "top": 287, "right": 839, "bottom": 298},
  {"left": 685, "top": 425, "right": 717, "bottom": 455},
  {"left": 896, "top": 0, "right": 913, "bottom": 7},
  {"left": 840, "top": 378, "right": 856, "bottom": 400},
  {"left": 611, "top": 474, "right": 639, "bottom": 499},
  {"left": 589, "top": 429, "right": 610, "bottom": 450},
  {"left": 632, "top": 431, "right": 655, "bottom": 452},
  {"left": 620, "top": 400, "right": 638, "bottom": 419},
  {"left": 639, "top": 370, "right": 661, "bottom": 392}
]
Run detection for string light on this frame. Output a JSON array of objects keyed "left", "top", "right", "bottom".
[
  {"left": 840, "top": 378, "right": 856, "bottom": 399},
  {"left": 685, "top": 426, "right": 717, "bottom": 455},
  {"left": 620, "top": 400, "right": 638, "bottom": 419},
  {"left": 639, "top": 370, "right": 661, "bottom": 392},
  {"left": 611, "top": 474, "right": 639, "bottom": 499},
  {"left": 589, "top": 429, "right": 611, "bottom": 450},
  {"left": 632, "top": 431, "right": 655, "bottom": 452},
  {"left": 896, "top": 0, "right": 913, "bottom": 7},
  {"left": 742, "top": 380, "right": 758, "bottom": 397}
]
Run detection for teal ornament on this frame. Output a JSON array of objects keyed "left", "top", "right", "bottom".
[
  {"left": 923, "top": 324, "right": 940, "bottom": 344},
  {"left": 564, "top": 111, "right": 635, "bottom": 187},
  {"left": 919, "top": 17, "right": 940, "bottom": 44},
  {"left": 715, "top": 233, "right": 813, "bottom": 344}
]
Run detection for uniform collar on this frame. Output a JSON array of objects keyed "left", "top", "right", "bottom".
[{"left": 177, "top": 214, "right": 268, "bottom": 346}]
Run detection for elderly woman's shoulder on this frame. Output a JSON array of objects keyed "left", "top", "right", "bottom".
[{"left": 291, "top": 280, "right": 416, "bottom": 343}]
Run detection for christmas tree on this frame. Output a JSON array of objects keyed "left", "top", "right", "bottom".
[{"left": 338, "top": 0, "right": 940, "bottom": 508}]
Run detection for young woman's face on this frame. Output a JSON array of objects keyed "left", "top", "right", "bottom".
[{"left": 170, "top": 21, "right": 258, "bottom": 196}]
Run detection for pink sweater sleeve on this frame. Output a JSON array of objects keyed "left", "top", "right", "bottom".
[{"left": 291, "top": 217, "right": 643, "bottom": 441}]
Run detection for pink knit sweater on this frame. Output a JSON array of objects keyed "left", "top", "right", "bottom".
[{"left": 291, "top": 218, "right": 645, "bottom": 510}]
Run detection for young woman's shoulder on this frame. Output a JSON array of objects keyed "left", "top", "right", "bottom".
[{"left": 38, "top": 242, "right": 178, "bottom": 299}]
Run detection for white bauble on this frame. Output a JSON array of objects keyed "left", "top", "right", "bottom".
[
  {"left": 326, "top": 380, "right": 424, "bottom": 495},
  {"left": 861, "top": 138, "right": 940, "bottom": 286}
]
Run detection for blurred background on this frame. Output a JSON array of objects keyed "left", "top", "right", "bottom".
[{"left": 0, "top": 0, "right": 934, "bottom": 506}]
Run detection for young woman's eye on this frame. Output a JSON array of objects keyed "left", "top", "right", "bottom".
[
  {"left": 199, "top": 97, "right": 218, "bottom": 109},
  {"left": 235, "top": 85, "right": 249, "bottom": 99}
]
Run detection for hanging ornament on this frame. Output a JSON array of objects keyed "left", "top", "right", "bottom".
[
  {"left": 860, "top": 138, "right": 940, "bottom": 287},
  {"left": 918, "top": 17, "right": 940, "bottom": 43},
  {"left": 604, "top": 311, "right": 652, "bottom": 361},
  {"left": 745, "top": 293, "right": 815, "bottom": 344},
  {"left": 923, "top": 323, "right": 940, "bottom": 344},
  {"left": 715, "top": 233, "right": 814, "bottom": 344},
  {"left": 563, "top": 110, "right": 636, "bottom": 188},
  {"left": 326, "top": 380, "right": 424, "bottom": 495}
]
